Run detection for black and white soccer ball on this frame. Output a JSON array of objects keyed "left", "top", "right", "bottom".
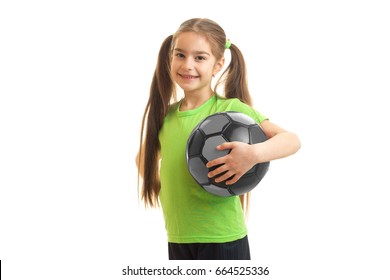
[{"left": 186, "top": 111, "right": 270, "bottom": 197}]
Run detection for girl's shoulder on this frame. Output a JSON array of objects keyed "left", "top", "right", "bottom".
[
  {"left": 215, "top": 94, "right": 247, "bottom": 110},
  {"left": 215, "top": 94, "right": 268, "bottom": 123}
]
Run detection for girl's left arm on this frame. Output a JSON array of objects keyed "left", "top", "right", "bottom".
[
  {"left": 206, "top": 120, "right": 301, "bottom": 185},
  {"left": 253, "top": 120, "right": 301, "bottom": 162}
]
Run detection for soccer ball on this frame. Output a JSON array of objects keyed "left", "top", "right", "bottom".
[{"left": 186, "top": 111, "right": 270, "bottom": 197}]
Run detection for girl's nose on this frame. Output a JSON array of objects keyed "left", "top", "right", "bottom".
[{"left": 183, "top": 58, "right": 193, "bottom": 71}]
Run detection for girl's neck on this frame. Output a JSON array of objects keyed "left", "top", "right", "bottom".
[{"left": 180, "top": 90, "right": 214, "bottom": 111}]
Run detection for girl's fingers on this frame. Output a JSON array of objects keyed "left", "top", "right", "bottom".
[
  {"left": 214, "top": 171, "right": 235, "bottom": 183},
  {"left": 225, "top": 175, "right": 240, "bottom": 185},
  {"left": 217, "top": 142, "right": 234, "bottom": 150},
  {"left": 207, "top": 164, "right": 228, "bottom": 178},
  {"left": 206, "top": 156, "right": 226, "bottom": 168}
]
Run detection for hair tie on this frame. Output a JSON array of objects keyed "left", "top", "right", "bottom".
[{"left": 225, "top": 39, "right": 231, "bottom": 49}]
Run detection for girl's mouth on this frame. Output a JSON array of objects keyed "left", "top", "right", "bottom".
[{"left": 180, "top": 74, "right": 199, "bottom": 80}]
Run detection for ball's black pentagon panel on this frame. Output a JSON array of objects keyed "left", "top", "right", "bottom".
[
  {"left": 199, "top": 114, "right": 230, "bottom": 135},
  {"left": 228, "top": 174, "right": 261, "bottom": 195},
  {"left": 187, "top": 129, "right": 204, "bottom": 157},
  {"left": 224, "top": 123, "right": 250, "bottom": 143},
  {"left": 186, "top": 111, "right": 270, "bottom": 197},
  {"left": 255, "top": 162, "right": 270, "bottom": 180},
  {"left": 249, "top": 125, "right": 268, "bottom": 143}
]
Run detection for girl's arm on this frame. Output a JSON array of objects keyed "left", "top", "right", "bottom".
[
  {"left": 253, "top": 120, "right": 301, "bottom": 162},
  {"left": 206, "top": 120, "right": 301, "bottom": 185}
]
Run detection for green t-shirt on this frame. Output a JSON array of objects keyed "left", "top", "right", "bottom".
[{"left": 159, "top": 94, "right": 268, "bottom": 243}]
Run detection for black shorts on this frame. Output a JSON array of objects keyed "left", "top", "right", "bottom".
[{"left": 168, "top": 235, "right": 250, "bottom": 260}]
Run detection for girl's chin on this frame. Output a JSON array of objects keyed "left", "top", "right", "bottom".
[{"left": 177, "top": 83, "right": 197, "bottom": 92}]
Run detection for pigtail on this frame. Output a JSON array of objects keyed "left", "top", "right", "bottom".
[
  {"left": 138, "top": 35, "right": 174, "bottom": 207},
  {"left": 223, "top": 43, "right": 252, "bottom": 106}
]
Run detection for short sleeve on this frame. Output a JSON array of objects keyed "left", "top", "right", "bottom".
[{"left": 229, "top": 98, "right": 268, "bottom": 124}]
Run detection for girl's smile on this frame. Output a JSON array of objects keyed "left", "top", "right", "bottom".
[{"left": 179, "top": 73, "right": 199, "bottom": 80}]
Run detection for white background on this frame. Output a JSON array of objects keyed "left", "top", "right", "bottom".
[{"left": 1, "top": 0, "right": 389, "bottom": 279}]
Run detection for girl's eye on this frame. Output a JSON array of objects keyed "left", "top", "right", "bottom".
[
  {"left": 175, "top": 53, "right": 185, "bottom": 58},
  {"left": 196, "top": 56, "right": 206, "bottom": 61}
]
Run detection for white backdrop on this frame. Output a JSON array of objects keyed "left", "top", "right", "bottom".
[{"left": 1, "top": 0, "right": 389, "bottom": 279}]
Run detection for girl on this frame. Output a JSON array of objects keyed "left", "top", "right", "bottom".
[{"left": 136, "top": 18, "right": 301, "bottom": 260}]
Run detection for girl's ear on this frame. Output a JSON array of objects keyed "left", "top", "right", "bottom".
[{"left": 213, "top": 57, "right": 225, "bottom": 76}]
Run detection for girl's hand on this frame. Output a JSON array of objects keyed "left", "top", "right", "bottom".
[
  {"left": 206, "top": 142, "right": 259, "bottom": 185},
  {"left": 205, "top": 120, "right": 301, "bottom": 185}
]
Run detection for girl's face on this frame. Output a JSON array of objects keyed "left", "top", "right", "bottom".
[{"left": 171, "top": 32, "right": 224, "bottom": 96}]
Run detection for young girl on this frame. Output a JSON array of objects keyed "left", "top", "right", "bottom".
[{"left": 136, "top": 18, "right": 300, "bottom": 260}]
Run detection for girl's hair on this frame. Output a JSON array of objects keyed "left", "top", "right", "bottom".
[{"left": 138, "top": 18, "right": 253, "bottom": 212}]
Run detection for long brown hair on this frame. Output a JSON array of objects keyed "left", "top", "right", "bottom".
[{"left": 138, "top": 18, "right": 254, "bottom": 212}]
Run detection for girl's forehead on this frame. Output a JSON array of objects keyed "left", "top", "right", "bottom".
[{"left": 173, "top": 32, "right": 212, "bottom": 51}]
